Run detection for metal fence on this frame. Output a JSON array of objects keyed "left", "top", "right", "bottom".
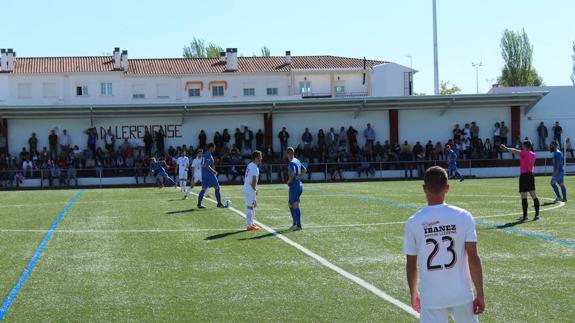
[{"left": 1, "top": 157, "right": 572, "bottom": 190}]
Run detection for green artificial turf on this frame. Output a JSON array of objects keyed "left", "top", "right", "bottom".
[{"left": 0, "top": 177, "right": 573, "bottom": 322}]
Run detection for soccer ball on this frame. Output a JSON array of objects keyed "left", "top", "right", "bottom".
[{"left": 224, "top": 200, "right": 232, "bottom": 208}]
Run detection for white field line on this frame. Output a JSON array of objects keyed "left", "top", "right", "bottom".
[
  {"left": 1, "top": 198, "right": 564, "bottom": 233},
  {"left": 194, "top": 193, "right": 419, "bottom": 319}
]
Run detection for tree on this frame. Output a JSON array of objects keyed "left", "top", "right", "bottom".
[
  {"left": 260, "top": 46, "right": 271, "bottom": 57},
  {"left": 183, "top": 38, "right": 223, "bottom": 58},
  {"left": 498, "top": 29, "right": 543, "bottom": 86},
  {"left": 439, "top": 81, "right": 461, "bottom": 95},
  {"left": 571, "top": 41, "right": 575, "bottom": 85}
]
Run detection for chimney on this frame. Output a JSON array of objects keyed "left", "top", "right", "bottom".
[
  {"left": 5, "top": 49, "right": 15, "bottom": 72},
  {"left": 113, "top": 47, "right": 121, "bottom": 70},
  {"left": 284, "top": 50, "right": 292, "bottom": 64},
  {"left": 120, "top": 50, "right": 128, "bottom": 70},
  {"left": 0, "top": 49, "right": 6, "bottom": 71},
  {"left": 219, "top": 51, "right": 226, "bottom": 62},
  {"left": 225, "top": 48, "right": 238, "bottom": 71}
]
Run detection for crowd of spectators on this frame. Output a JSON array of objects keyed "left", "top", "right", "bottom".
[{"left": 0, "top": 120, "right": 571, "bottom": 187}]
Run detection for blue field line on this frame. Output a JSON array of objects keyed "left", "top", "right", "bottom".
[
  {"left": 0, "top": 190, "right": 84, "bottom": 321},
  {"left": 308, "top": 188, "right": 574, "bottom": 248}
]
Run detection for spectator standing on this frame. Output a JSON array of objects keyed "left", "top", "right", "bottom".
[
  {"left": 198, "top": 130, "right": 207, "bottom": 150},
  {"left": 317, "top": 129, "right": 326, "bottom": 148},
  {"left": 537, "top": 122, "right": 548, "bottom": 150},
  {"left": 86, "top": 128, "right": 98, "bottom": 156},
  {"left": 552, "top": 121, "right": 563, "bottom": 149},
  {"left": 302, "top": 128, "right": 312, "bottom": 150},
  {"left": 156, "top": 128, "right": 165, "bottom": 157},
  {"left": 255, "top": 129, "right": 264, "bottom": 151},
  {"left": 453, "top": 124, "right": 462, "bottom": 142},
  {"left": 278, "top": 127, "right": 289, "bottom": 154},
  {"left": 492, "top": 122, "right": 501, "bottom": 145},
  {"left": 338, "top": 127, "right": 348, "bottom": 149},
  {"left": 214, "top": 131, "right": 224, "bottom": 152},
  {"left": 222, "top": 129, "right": 231, "bottom": 149},
  {"left": 500, "top": 122, "right": 509, "bottom": 146},
  {"left": 234, "top": 128, "right": 244, "bottom": 150},
  {"left": 143, "top": 129, "right": 154, "bottom": 157},
  {"left": 243, "top": 126, "right": 254, "bottom": 150},
  {"left": 105, "top": 129, "right": 116, "bottom": 155},
  {"left": 326, "top": 127, "right": 337, "bottom": 148},
  {"left": 28, "top": 133, "right": 38, "bottom": 154},
  {"left": 470, "top": 121, "right": 480, "bottom": 139},
  {"left": 363, "top": 123, "right": 376, "bottom": 148},
  {"left": 59, "top": 129, "right": 71, "bottom": 155},
  {"left": 425, "top": 140, "right": 434, "bottom": 160},
  {"left": 48, "top": 130, "right": 58, "bottom": 160},
  {"left": 347, "top": 126, "right": 358, "bottom": 147},
  {"left": 566, "top": 138, "right": 574, "bottom": 158},
  {"left": 463, "top": 124, "right": 471, "bottom": 140},
  {"left": 434, "top": 142, "right": 443, "bottom": 160}
]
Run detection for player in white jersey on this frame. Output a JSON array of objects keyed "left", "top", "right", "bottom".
[
  {"left": 244, "top": 150, "right": 262, "bottom": 231},
  {"left": 176, "top": 151, "right": 190, "bottom": 199},
  {"left": 190, "top": 149, "right": 210, "bottom": 198},
  {"left": 404, "top": 166, "right": 485, "bottom": 323}
]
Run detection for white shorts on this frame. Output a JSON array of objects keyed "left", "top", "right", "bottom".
[
  {"left": 178, "top": 170, "right": 188, "bottom": 180},
  {"left": 193, "top": 174, "right": 202, "bottom": 183},
  {"left": 243, "top": 188, "right": 256, "bottom": 207},
  {"left": 420, "top": 302, "right": 478, "bottom": 323}
]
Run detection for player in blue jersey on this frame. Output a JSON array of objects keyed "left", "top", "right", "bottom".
[
  {"left": 286, "top": 147, "right": 307, "bottom": 231},
  {"left": 447, "top": 145, "right": 464, "bottom": 182},
  {"left": 550, "top": 141, "right": 567, "bottom": 202},
  {"left": 150, "top": 157, "right": 177, "bottom": 188},
  {"left": 197, "top": 143, "right": 226, "bottom": 208}
]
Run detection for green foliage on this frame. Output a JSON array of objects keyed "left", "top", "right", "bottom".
[
  {"left": 498, "top": 29, "right": 543, "bottom": 86},
  {"left": 439, "top": 80, "right": 461, "bottom": 95},
  {"left": 183, "top": 38, "right": 223, "bottom": 58},
  {"left": 260, "top": 46, "right": 271, "bottom": 57}
]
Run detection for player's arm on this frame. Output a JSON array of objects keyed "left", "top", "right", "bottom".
[
  {"left": 500, "top": 144, "right": 520, "bottom": 155},
  {"left": 301, "top": 165, "right": 307, "bottom": 177},
  {"left": 203, "top": 161, "right": 218, "bottom": 176},
  {"left": 286, "top": 163, "right": 296, "bottom": 185},
  {"left": 465, "top": 242, "right": 485, "bottom": 315},
  {"left": 405, "top": 255, "right": 420, "bottom": 313},
  {"left": 250, "top": 175, "right": 257, "bottom": 192}
]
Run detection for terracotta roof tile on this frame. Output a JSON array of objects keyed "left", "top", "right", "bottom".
[{"left": 11, "top": 55, "right": 388, "bottom": 75}]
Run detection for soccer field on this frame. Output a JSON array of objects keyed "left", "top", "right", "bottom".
[{"left": 1, "top": 178, "right": 574, "bottom": 322}]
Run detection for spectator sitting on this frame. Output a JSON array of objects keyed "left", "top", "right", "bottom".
[
  {"left": 22, "top": 158, "right": 34, "bottom": 178},
  {"left": 67, "top": 164, "right": 78, "bottom": 186}
]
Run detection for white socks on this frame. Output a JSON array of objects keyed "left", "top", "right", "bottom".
[{"left": 246, "top": 208, "right": 255, "bottom": 227}]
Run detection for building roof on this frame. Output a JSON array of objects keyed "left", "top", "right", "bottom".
[{"left": 10, "top": 55, "right": 388, "bottom": 75}]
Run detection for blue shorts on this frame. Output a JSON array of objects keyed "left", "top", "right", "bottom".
[
  {"left": 202, "top": 174, "right": 219, "bottom": 189},
  {"left": 289, "top": 183, "right": 303, "bottom": 204},
  {"left": 551, "top": 170, "right": 564, "bottom": 184}
]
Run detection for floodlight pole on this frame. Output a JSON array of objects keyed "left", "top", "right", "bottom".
[
  {"left": 472, "top": 62, "right": 483, "bottom": 94},
  {"left": 433, "top": 0, "right": 439, "bottom": 95}
]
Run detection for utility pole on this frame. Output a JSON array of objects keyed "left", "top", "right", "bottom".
[
  {"left": 472, "top": 62, "right": 483, "bottom": 94},
  {"left": 432, "top": 0, "right": 439, "bottom": 95}
]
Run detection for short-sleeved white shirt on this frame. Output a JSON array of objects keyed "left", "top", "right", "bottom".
[
  {"left": 403, "top": 203, "right": 477, "bottom": 309},
  {"left": 177, "top": 156, "right": 189, "bottom": 172},
  {"left": 191, "top": 158, "right": 203, "bottom": 180},
  {"left": 243, "top": 162, "right": 259, "bottom": 189}
]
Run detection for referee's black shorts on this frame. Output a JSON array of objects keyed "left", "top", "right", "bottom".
[{"left": 519, "top": 172, "right": 535, "bottom": 192}]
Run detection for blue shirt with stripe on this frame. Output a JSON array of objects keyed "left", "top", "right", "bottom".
[
  {"left": 553, "top": 150, "right": 564, "bottom": 172},
  {"left": 289, "top": 158, "right": 304, "bottom": 187}
]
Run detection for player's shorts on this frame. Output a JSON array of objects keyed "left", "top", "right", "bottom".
[
  {"left": 243, "top": 188, "right": 256, "bottom": 207},
  {"left": 551, "top": 170, "right": 564, "bottom": 184},
  {"left": 202, "top": 173, "right": 219, "bottom": 189},
  {"left": 519, "top": 172, "right": 535, "bottom": 192},
  {"left": 448, "top": 163, "right": 457, "bottom": 170},
  {"left": 178, "top": 170, "right": 188, "bottom": 180},
  {"left": 193, "top": 173, "right": 202, "bottom": 184},
  {"left": 288, "top": 183, "right": 303, "bottom": 204},
  {"left": 420, "top": 302, "right": 478, "bottom": 323}
]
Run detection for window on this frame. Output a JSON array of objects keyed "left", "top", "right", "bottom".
[
  {"left": 100, "top": 82, "right": 113, "bottom": 96},
  {"left": 17, "top": 83, "right": 32, "bottom": 98},
  {"left": 334, "top": 85, "right": 346, "bottom": 96},
  {"left": 188, "top": 88, "right": 201, "bottom": 97},
  {"left": 212, "top": 85, "right": 224, "bottom": 97},
  {"left": 132, "top": 84, "right": 145, "bottom": 99},
  {"left": 266, "top": 87, "right": 278, "bottom": 96},
  {"left": 243, "top": 88, "right": 255, "bottom": 96},
  {"left": 43, "top": 82, "right": 58, "bottom": 98},
  {"left": 299, "top": 81, "right": 312, "bottom": 96},
  {"left": 76, "top": 85, "right": 88, "bottom": 96},
  {"left": 156, "top": 84, "right": 169, "bottom": 98}
]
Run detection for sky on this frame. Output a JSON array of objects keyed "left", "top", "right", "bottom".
[{"left": 2, "top": 0, "right": 574, "bottom": 94}]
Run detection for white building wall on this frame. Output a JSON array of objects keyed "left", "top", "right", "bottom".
[
  {"left": 272, "top": 111, "right": 389, "bottom": 149},
  {"left": 398, "top": 108, "right": 511, "bottom": 145},
  {"left": 292, "top": 74, "right": 331, "bottom": 96},
  {"left": 372, "top": 63, "right": 413, "bottom": 97},
  {"left": 7, "top": 114, "right": 264, "bottom": 156}
]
